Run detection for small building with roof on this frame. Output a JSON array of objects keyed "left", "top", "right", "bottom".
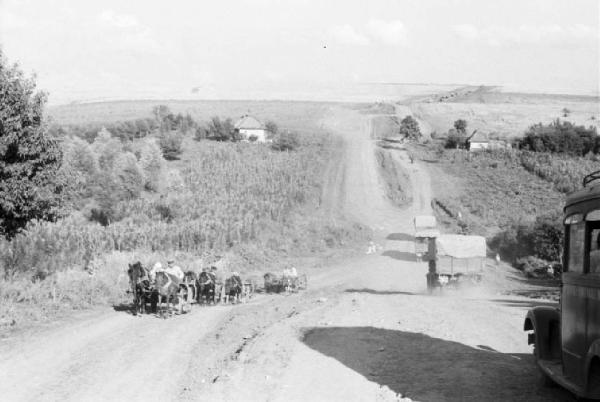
[
  {"left": 234, "top": 115, "right": 267, "bottom": 143},
  {"left": 467, "top": 132, "right": 490, "bottom": 151}
]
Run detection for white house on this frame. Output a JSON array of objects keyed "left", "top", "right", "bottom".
[
  {"left": 468, "top": 132, "right": 490, "bottom": 151},
  {"left": 234, "top": 115, "right": 267, "bottom": 143}
]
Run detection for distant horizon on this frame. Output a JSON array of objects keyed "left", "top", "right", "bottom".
[{"left": 45, "top": 82, "right": 599, "bottom": 107}]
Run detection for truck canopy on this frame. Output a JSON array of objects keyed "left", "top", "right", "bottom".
[
  {"left": 414, "top": 215, "right": 437, "bottom": 230},
  {"left": 435, "top": 234, "right": 487, "bottom": 259}
]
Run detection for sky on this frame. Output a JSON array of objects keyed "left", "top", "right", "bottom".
[{"left": 1, "top": 0, "right": 599, "bottom": 104}]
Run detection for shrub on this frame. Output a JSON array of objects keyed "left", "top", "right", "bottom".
[
  {"left": 206, "top": 117, "right": 235, "bottom": 141},
  {"left": 194, "top": 126, "right": 208, "bottom": 141},
  {"left": 158, "top": 130, "right": 183, "bottom": 160},
  {"left": 92, "top": 128, "right": 123, "bottom": 171},
  {"left": 445, "top": 129, "right": 467, "bottom": 149},
  {"left": 114, "top": 152, "right": 144, "bottom": 200},
  {"left": 271, "top": 131, "right": 300, "bottom": 151},
  {"left": 265, "top": 121, "right": 278, "bottom": 138},
  {"left": 515, "top": 256, "right": 554, "bottom": 278},
  {"left": 521, "top": 119, "right": 597, "bottom": 156},
  {"left": 139, "top": 140, "right": 165, "bottom": 191}
]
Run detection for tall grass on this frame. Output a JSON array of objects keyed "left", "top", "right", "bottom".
[
  {"left": 519, "top": 151, "right": 599, "bottom": 193},
  {"left": 1, "top": 139, "right": 333, "bottom": 279},
  {"left": 0, "top": 132, "right": 369, "bottom": 330}
]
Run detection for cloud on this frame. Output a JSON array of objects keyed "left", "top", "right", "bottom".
[
  {"left": 97, "top": 10, "right": 161, "bottom": 53},
  {"left": 329, "top": 24, "right": 370, "bottom": 46},
  {"left": 452, "top": 23, "right": 599, "bottom": 47},
  {"left": 366, "top": 19, "right": 407, "bottom": 46},
  {"left": 98, "top": 10, "right": 140, "bottom": 29},
  {"left": 0, "top": 11, "right": 29, "bottom": 31},
  {"left": 452, "top": 24, "right": 479, "bottom": 40},
  {"left": 329, "top": 20, "right": 408, "bottom": 46}
]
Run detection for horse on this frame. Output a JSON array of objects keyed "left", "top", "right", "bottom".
[
  {"left": 197, "top": 271, "right": 216, "bottom": 305},
  {"left": 154, "top": 271, "right": 186, "bottom": 318},
  {"left": 127, "top": 261, "right": 153, "bottom": 315},
  {"left": 182, "top": 271, "right": 198, "bottom": 304},
  {"left": 264, "top": 272, "right": 284, "bottom": 293},
  {"left": 223, "top": 274, "right": 243, "bottom": 304}
]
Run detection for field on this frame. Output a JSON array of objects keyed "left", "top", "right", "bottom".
[
  {"left": 48, "top": 100, "right": 331, "bottom": 134},
  {"left": 1, "top": 101, "right": 371, "bottom": 332},
  {"left": 408, "top": 87, "right": 599, "bottom": 138},
  {"left": 411, "top": 147, "right": 565, "bottom": 238}
]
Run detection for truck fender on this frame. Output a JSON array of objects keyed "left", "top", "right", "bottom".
[{"left": 524, "top": 306, "right": 560, "bottom": 360}]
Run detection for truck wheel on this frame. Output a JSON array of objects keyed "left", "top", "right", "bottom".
[{"left": 426, "top": 274, "right": 433, "bottom": 293}]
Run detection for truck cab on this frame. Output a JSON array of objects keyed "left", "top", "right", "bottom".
[{"left": 525, "top": 171, "right": 600, "bottom": 399}]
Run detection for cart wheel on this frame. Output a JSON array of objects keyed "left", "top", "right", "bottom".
[{"left": 426, "top": 273, "right": 433, "bottom": 294}]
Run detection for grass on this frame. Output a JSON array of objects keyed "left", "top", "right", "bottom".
[
  {"left": 48, "top": 100, "right": 332, "bottom": 134},
  {"left": 409, "top": 94, "right": 599, "bottom": 139},
  {"left": 411, "top": 146, "right": 566, "bottom": 238}
]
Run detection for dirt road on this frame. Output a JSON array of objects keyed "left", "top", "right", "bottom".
[{"left": 0, "top": 105, "right": 572, "bottom": 401}]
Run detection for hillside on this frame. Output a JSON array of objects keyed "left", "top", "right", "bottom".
[{"left": 407, "top": 88, "right": 599, "bottom": 138}]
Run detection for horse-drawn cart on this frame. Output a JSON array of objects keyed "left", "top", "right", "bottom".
[
  {"left": 414, "top": 215, "right": 440, "bottom": 262},
  {"left": 426, "top": 234, "right": 487, "bottom": 292},
  {"left": 263, "top": 270, "right": 308, "bottom": 293}
]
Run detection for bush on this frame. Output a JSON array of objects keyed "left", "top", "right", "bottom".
[
  {"left": 139, "top": 140, "right": 164, "bottom": 191},
  {"left": 521, "top": 119, "right": 597, "bottom": 156},
  {"left": 158, "top": 130, "right": 183, "bottom": 160},
  {"left": 194, "top": 126, "right": 208, "bottom": 141},
  {"left": 399, "top": 115, "right": 421, "bottom": 140},
  {"left": 92, "top": 128, "right": 123, "bottom": 171},
  {"left": 490, "top": 211, "right": 563, "bottom": 265},
  {"left": 445, "top": 129, "right": 467, "bottom": 149},
  {"left": 206, "top": 117, "right": 235, "bottom": 141},
  {"left": 271, "top": 131, "right": 300, "bottom": 151},
  {"left": 515, "top": 256, "right": 555, "bottom": 278},
  {"left": 114, "top": 152, "right": 144, "bottom": 200},
  {"left": 265, "top": 121, "right": 278, "bottom": 138}
]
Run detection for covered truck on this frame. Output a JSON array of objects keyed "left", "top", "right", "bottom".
[
  {"left": 426, "top": 234, "right": 487, "bottom": 291},
  {"left": 414, "top": 215, "right": 440, "bottom": 262}
]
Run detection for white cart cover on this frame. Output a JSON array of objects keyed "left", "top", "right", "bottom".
[
  {"left": 414, "top": 229, "right": 440, "bottom": 238},
  {"left": 414, "top": 215, "right": 437, "bottom": 230},
  {"left": 435, "top": 235, "right": 486, "bottom": 259}
]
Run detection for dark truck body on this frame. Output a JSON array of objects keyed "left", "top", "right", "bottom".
[{"left": 525, "top": 172, "right": 600, "bottom": 399}]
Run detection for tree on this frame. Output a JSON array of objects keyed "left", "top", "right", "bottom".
[
  {"left": 206, "top": 116, "right": 235, "bottom": 141},
  {"left": 92, "top": 128, "right": 122, "bottom": 171},
  {"left": 453, "top": 119, "right": 467, "bottom": 134},
  {"left": 399, "top": 115, "right": 421, "bottom": 140},
  {"left": 444, "top": 128, "right": 467, "bottom": 149},
  {"left": 271, "top": 131, "right": 300, "bottom": 151},
  {"left": 114, "top": 152, "right": 144, "bottom": 200},
  {"left": 0, "top": 51, "right": 66, "bottom": 237},
  {"left": 139, "top": 140, "right": 164, "bottom": 191},
  {"left": 265, "top": 121, "right": 278, "bottom": 138},
  {"left": 152, "top": 105, "right": 171, "bottom": 129}
]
